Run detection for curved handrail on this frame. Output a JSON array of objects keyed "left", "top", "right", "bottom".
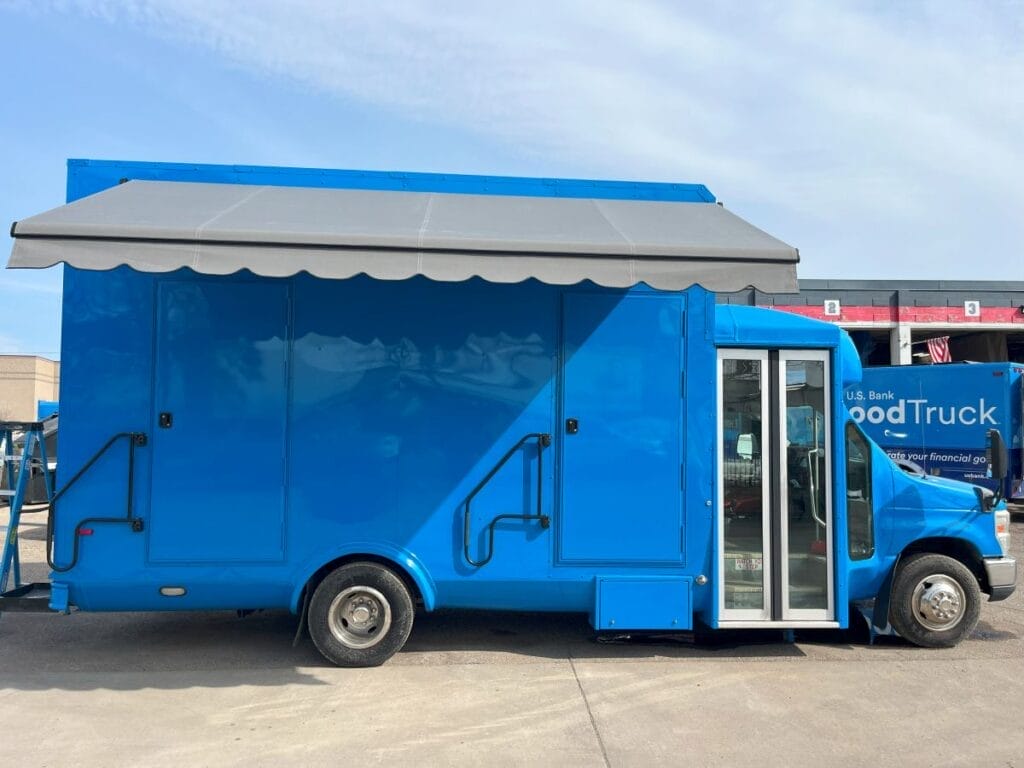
[
  {"left": 463, "top": 432, "right": 551, "bottom": 567},
  {"left": 47, "top": 431, "right": 147, "bottom": 573}
]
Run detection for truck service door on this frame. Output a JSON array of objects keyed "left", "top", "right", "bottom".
[
  {"left": 559, "top": 292, "right": 684, "bottom": 564},
  {"left": 717, "top": 349, "right": 835, "bottom": 624},
  {"left": 148, "top": 280, "right": 290, "bottom": 563}
]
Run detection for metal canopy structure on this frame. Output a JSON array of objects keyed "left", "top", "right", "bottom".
[{"left": 8, "top": 179, "right": 799, "bottom": 292}]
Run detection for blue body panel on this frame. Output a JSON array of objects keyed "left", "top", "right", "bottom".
[
  {"left": 845, "top": 441, "right": 1005, "bottom": 602},
  {"left": 560, "top": 292, "right": 684, "bottom": 564},
  {"left": 594, "top": 577, "right": 692, "bottom": 630},
  {"left": 847, "top": 363, "right": 1023, "bottom": 500},
  {"left": 49, "top": 160, "right": 1007, "bottom": 631},
  {"left": 150, "top": 280, "right": 290, "bottom": 563}
]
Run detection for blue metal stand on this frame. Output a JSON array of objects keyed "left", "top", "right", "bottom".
[{"left": 1, "top": 421, "right": 54, "bottom": 596}]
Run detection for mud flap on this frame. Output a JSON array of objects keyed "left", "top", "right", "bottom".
[
  {"left": 292, "top": 586, "right": 310, "bottom": 647},
  {"left": 870, "top": 557, "right": 900, "bottom": 640}
]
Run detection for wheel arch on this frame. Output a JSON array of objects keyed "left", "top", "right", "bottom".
[
  {"left": 290, "top": 544, "right": 438, "bottom": 613},
  {"left": 896, "top": 537, "right": 988, "bottom": 592}
]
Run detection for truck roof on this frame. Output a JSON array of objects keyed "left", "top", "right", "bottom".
[
  {"left": 65, "top": 158, "right": 718, "bottom": 203},
  {"left": 716, "top": 305, "right": 863, "bottom": 386}
]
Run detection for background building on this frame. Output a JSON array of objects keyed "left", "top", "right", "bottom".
[
  {"left": 0, "top": 355, "right": 60, "bottom": 421},
  {"left": 722, "top": 280, "right": 1024, "bottom": 366}
]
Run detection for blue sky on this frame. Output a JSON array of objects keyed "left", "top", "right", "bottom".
[{"left": 1, "top": 1, "right": 1022, "bottom": 359}]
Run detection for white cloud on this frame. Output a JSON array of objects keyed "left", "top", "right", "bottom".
[
  {"left": 12, "top": 0, "right": 1024, "bottom": 276},
  {"left": 0, "top": 331, "right": 32, "bottom": 355},
  {"left": 0, "top": 274, "right": 62, "bottom": 296}
]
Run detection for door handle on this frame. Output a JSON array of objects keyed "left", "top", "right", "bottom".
[
  {"left": 159, "top": 412, "right": 173, "bottom": 429},
  {"left": 566, "top": 418, "right": 579, "bottom": 434}
]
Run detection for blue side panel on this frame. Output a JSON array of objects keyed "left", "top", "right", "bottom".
[
  {"left": 287, "top": 274, "right": 559, "bottom": 606},
  {"left": 149, "top": 279, "right": 289, "bottom": 562},
  {"left": 594, "top": 577, "right": 692, "bottom": 630},
  {"left": 684, "top": 289, "right": 718, "bottom": 620},
  {"left": 56, "top": 266, "right": 155, "bottom": 574},
  {"left": 559, "top": 292, "right": 684, "bottom": 564},
  {"left": 66, "top": 158, "right": 716, "bottom": 202}
]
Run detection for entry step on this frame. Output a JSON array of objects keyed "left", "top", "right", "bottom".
[{"left": 0, "top": 582, "right": 54, "bottom": 612}]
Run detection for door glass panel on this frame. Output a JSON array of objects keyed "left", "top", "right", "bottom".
[
  {"left": 721, "top": 358, "right": 766, "bottom": 611},
  {"left": 784, "top": 359, "right": 829, "bottom": 611}
]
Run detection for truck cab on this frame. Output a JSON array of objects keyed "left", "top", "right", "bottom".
[{"left": 715, "top": 305, "right": 1016, "bottom": 646}]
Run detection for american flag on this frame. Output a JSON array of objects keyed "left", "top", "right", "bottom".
[{"left": 927, "top": 336, "right": 952, "bottom": 363}]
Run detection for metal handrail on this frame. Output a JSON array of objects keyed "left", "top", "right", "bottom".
[
  {"left": 463, "top": 432, "right": 551, "bottom": 567},
  {"left": 806, "top": 447, "right": 827, "bottom": 531},
  {"left": 47, "top": 431, "right": 147, "bottom": 573}
]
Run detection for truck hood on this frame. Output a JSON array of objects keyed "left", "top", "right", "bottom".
[{"left": 895, "top": 467, "right": 986, "bottom": 513}]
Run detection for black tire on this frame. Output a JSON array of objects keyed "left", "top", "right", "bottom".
[
  {"left": 308, "top": 562, "right": 414, "bottom": 667},
  {"left": 889, "top": 553, "right": 981, "bottom": 648}
]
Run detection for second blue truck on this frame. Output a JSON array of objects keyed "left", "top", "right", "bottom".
[{"left": 847, "top": 362, "right": 1023, "bottom": 502}]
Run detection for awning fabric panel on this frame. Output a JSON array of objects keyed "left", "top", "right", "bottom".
[{"left": 9, "top": 180, "right": 799, "bottom": 292}]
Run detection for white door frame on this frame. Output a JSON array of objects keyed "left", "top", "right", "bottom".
[
  {"left": 778, "top": 349, "right": 834, "bottom": 622},
  {"left": 717, "top": 348, "right": 837, "bottom": 627},
  {"left": 717, "top": 349, "right": 772, "bottom": 622}
]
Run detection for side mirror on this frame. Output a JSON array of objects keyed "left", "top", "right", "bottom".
[{"left": 986, "top": 429, "right": 1008, "bottom": 481}]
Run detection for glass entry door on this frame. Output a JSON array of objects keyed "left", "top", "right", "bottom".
[{"left": 718, "top": 349, "right": 834, "bottom": 623}]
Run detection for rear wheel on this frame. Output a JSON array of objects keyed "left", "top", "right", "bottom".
[
  {"left": 889, "top": 553, "right": 980, "bottom": 648},
  {"left": 308, "top": 562, "right": 414, "bottom": 667}
]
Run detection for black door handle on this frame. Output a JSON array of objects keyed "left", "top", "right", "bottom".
[
  {"left": 566, "top": 418, "right": 579, "bottom": 434},
  {"left": 159, "top": 412, "right": 173, "bottom": 429}
]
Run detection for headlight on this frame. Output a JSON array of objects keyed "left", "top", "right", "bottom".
[{"left": 995, "top": 509, "right": 1010, "bottom": 555}]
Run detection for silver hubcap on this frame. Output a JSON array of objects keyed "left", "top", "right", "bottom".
[
  {"left": 328, "top": 586, "right": 392, "bottom": 649},
  {"left": 912, "top": 574, "right": 965, "bottom": 631}
]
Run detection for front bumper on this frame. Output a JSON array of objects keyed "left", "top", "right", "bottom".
[{"left": 984, "top": 556, "right": 1017, "bottom": 602}]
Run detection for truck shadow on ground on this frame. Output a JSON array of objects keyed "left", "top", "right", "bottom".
[
  {"left": 402, "top": 609, "right": 829, "bottom": 661},
  {"left": 4, "top": 606, "right": 1015, "bottom": 700},
  {"left": 3, "top": 600, "right": 1016, "bottom": 692},
  {"left": 0, "top": 607, "right": 869, "bottom": 693}
]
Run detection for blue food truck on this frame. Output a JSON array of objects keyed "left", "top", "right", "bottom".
[
  {"left": 847, "top": 363, "right": 1023, "bottom": 502},
  {"left": 0, "top": 159, "right": 1015, "bottom": 666}
]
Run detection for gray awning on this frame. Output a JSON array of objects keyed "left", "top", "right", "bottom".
[{"left": 8, "top": 180, "right": 798, "bottom": 292}]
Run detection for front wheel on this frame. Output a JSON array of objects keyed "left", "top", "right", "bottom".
[
  {"left": 889, "top": 553, "right": 981, "bottom": 648},
  {"left": 308, "top": 562, "right": 415, "bottom": 667}
]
